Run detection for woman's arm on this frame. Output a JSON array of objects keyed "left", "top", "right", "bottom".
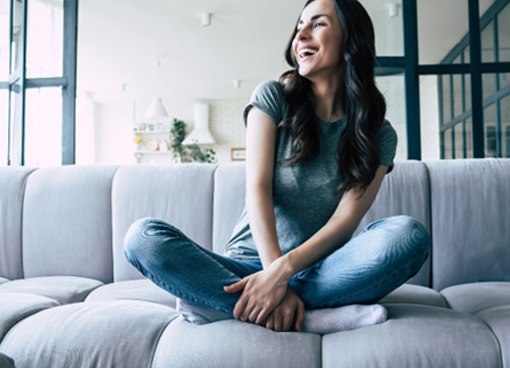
[
  {"left": 244, "top": 107, "right": 281, "bottom": 269},
  {"left": 281, "top": 164, "right": 390, "bottom": 277}
]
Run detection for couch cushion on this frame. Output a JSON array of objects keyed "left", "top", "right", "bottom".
[
  {"left": 22, "top": 166, "right": 118, "bottom": 283},
  {"left": 152, "top": 317, "right": 321, "bottom": 368},
  {"left": 441, "top": 282, "right": 510, "bottom": 314},
  {"left": 0, "top": 276, "right": 103, "bottom": 304},
  {"left": 212, "top": 163, "right": 246, "bottom": 255},
  {"left": 476, "top": 305, "right": 510, "bottom": 368},
  {"left": 322, "top": 304, "right": 501, "bottom": 368},
  {"left": 0, "top": 167, "right": 36, "bottom": 280},
  {"left": 0, "top": 293, "right": 59, "bottom": 340},
  {"left": 85, "top": 279, "right": 176, "bottom": 308},
  {"left": 426, "top": 159, "right": 510, "bottom": 290},
  {"left": 111, "top": 164, "right": 217, "bottom": 281},
  {"left": 0, "top": 300, "right": 177, "bottom": 368},
  {"left": 379, "top": 284, "right": 448, "bottom": 308}
]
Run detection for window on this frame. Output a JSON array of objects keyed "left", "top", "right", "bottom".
[{"left": 0, "top": 0, "right": 77, "bottom": 166}]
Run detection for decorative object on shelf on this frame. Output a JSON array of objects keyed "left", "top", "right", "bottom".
[
  {"left": 182, "top": 102, "right": 216, "bottom": 145},
  {"left": 231, "top": 147, "right": 246, "bottom": 161},
  {"left": 144, "top": 97, "right": 168, "bottom": 121},
  {"left": 170, "top": 118, "right": 216, "bottom": 163}
]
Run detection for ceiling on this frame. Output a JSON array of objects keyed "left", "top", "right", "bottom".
[{"left": 76, "top": 0, "right": 495, "bottom": 103}]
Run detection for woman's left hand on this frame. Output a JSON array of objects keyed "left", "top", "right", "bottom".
[{"left": 224, "top": 258, "right": 292, "bottom": 324}]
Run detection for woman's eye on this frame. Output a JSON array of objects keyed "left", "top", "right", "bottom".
[{"left": 313, "top": 22, "right": 326, "bottom": 28}]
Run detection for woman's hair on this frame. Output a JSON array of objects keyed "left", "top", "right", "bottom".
[{"left": 280, "top": 0, "right": 386, "bottom": 193}]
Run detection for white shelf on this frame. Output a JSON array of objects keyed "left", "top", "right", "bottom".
[
  {"left": 134, "top": 130, "right": 169, "bottom": 134},
  {"left": 134, "top": 151, "right": 171, "bottom": 154}
]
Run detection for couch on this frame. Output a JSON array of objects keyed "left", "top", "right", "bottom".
[{"left": 0, "top": 159, "right": 509, "bottom": 368}]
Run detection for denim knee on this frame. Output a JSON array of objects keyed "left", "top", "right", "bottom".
[
  {"left": 387, "top": 215, "right": 430, "bottom": 263},
  {"left": 123, "top": 217, "right": 159, "bottom": 265}
]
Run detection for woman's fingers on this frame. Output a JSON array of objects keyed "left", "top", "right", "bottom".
[
  {"left": 294, "top": 301, "right": 305, "bottom": 331},
  {"left": 224, "top": 278, "right": 246, "bottom": 293}
]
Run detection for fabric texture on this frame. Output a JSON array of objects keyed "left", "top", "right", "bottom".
[
  {"left": 225, "top": 80, "right": 397, "bottom": 260},
  {"left": 426, "top": 158, "right": 510, "bottom": 290},
  {"left": 0, "top": 300, "right": 177, "bottom": 368},
  {"left": 0, "top": 293, "right": 59, "bottom": 340},
  {"left": 379, "top": 284, "right": 448, "bottom": 308},
  {"left": 85, "top": 279, "right": 177, "bottom": 308},
  {"left": 475, "top": 305, "right": 510, "bottom": 368},
  {"left": 322, "top": 304, "right": 502, "bottom": 368},
  {"left": 111, "top": 164, "right": 216, "bottom": 281},
  {"left": 0, "top": 167, "right": 36, "bottom": 280},
  {"left": 22, "top": 166, "right": 118, "bottom": 283},
  {"left": 441, "top": 282, "right": 510, "bottom": 314},
  {"left": 152, "top": 317, "right": 322, "bottom": 368},
  {"left": 0, "top": 276, "right": 103, "bottom": 305}
]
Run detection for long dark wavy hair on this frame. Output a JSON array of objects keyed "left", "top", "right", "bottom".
[{"left": 280, "top": 0, "right": 386, "bottom": 193}]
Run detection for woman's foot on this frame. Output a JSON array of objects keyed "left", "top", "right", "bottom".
[{"left": 301, "top": 304, "right": 387, "bottom": 334}]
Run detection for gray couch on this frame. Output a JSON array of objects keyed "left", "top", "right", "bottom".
[{"left": 0, "top": 159, "right": 509, "bottom": 368}]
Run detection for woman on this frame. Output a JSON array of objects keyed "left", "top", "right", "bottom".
[{"left": 124, "top": 0, "right": 430, "bottom": 333}]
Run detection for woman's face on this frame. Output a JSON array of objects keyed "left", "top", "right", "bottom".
[{"left": 292, "top": 0, "right": 344, "bottom": 81}]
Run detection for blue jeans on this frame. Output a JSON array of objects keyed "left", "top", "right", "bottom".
[{"left": 124, "top": 215, "right": 429, "bottom": 315}]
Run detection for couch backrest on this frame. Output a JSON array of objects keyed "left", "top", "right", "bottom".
[
  {"left": 426, "top": 159, "right": 510, "bottom": 290},
  {"left": 213, "top": 160, "right": 431, "bottom": 287},
  {"left": 0, "top": 167, "right": 36, "bottom": 280},
  {"left": 111, "top": 164, "right": 217, "bottom": 281},
  {"left": 22, "top": 165, "right": 118, "bottom": 283}
]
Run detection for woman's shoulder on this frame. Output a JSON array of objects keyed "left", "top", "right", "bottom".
[
  {"left": 245, "top": 80, "right": 288, "bottom": 125},
  {"left": 251, "top": 80, "right": 286, "bottom": 101}
]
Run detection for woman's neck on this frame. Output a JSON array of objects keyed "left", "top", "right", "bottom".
[{"left": 310, "top": 71, "right": 345, "bottom": 123}]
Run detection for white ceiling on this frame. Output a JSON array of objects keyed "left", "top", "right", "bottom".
[{"left": 76, "top": 0, "right": 495, "bottom": 103}]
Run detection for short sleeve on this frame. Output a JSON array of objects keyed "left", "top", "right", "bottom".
[
  {"left": 377, "top": 120, "right": 398, "bottom": 173},
  {"left": 243, "top": 80, "right": 288, "bottom": 126}
]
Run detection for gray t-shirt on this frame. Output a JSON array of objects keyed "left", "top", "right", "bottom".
[{"left": 225, "top": 80, "right": 397, "bottom": 260}]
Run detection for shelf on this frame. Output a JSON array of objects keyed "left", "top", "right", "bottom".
[
  {"left": 133, "top": 130, "right": 170, "bottom": 134},
  {"left": 134, "top": 151, "right": 171, "bottom": 154}
]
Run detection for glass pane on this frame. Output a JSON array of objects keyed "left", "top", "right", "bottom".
[
  {"left": 501, "top": 94, "right": 510, "bottom": 158},
  {"left": 0, "top": 0, "right": 10, "bottom": 80},
  {"left": 453, "top": 74, "right": 464, "bottom": 117},
  {"left": 500, "top": 73, "right": 510, "bottom": 89},
  {"left": 10, "top": 0, "right": 22, "bottom": 74},
  {"left": 360, "top": 0, "right": 403, "bottom": 56},
  {"left": 497, "top": 3, "right": 510, "bottom": 62},
  {"left": 465, "top": 117, "right": 473, "bottom": 158},
  {"left": 25, "top": 87, "right": 62, "bottom": 166},
  {"left": 9, "top": 86, "right": 22, "bottom": 165},
  {"left": 375, "top": 74, "right": 406, "bottom": 159},
  {"left": 481, "top": 21, "right": 495, "bottom": 63},
  {"left": 442, "top": 75, "right": 452, "bottom": 123},
  {"left": 484, "top": 103, "right": 498, "bottom": 157},
  {"left": 418, "top": 0, "right": 469, "bottom": 64},
  {"left": 0, "top": 89, "right": 7, "bottom": 165},
  {"left": 483, "top": 73, "right": 497, "bottom": 101},
  {"left": 26, "top": 0, "right": 63, "bottom": 78},
  {"left": 454, "top": 122, "right": 464, "bottom": 158},
  {"left": 443, "top": 129, "right": 453, "bottom": 159},
  {"left": 420, "top": 75, "right": 441, "bottom": 160}
]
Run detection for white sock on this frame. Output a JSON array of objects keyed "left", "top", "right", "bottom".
[{"left": 301, "top": 304, "right": 387, "bottom": 334}]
